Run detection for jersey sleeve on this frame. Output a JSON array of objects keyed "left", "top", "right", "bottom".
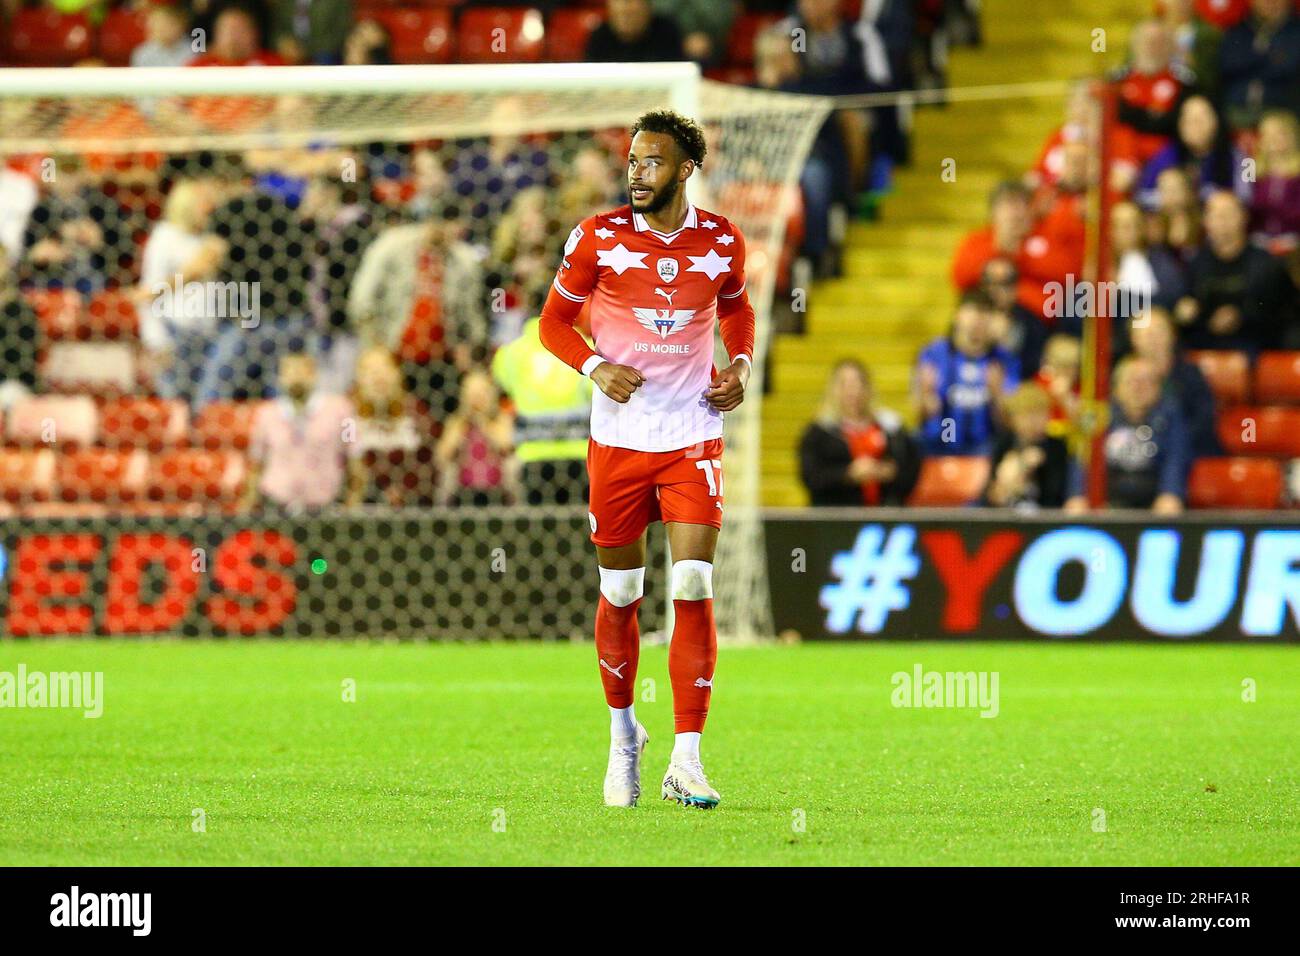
[
  {"left": 540, "top": 218, "right": 602, "bottom": 375},
  {"left": 717, "top": 222, "right": 755, "bottom": 370}
]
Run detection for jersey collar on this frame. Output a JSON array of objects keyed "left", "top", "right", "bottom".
[{"left": 632, "top": 203, "right": 698, "bottom": 243}]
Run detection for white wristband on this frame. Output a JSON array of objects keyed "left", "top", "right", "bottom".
[
  {"left": 580, "top": 354, "right": 605, "bottom": 377},
  {"left": 734, "top": 354, "right": 752, "bottom": 370}
]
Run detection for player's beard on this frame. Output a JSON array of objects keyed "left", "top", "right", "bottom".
[{"left": 629, "top": 176, "right": 679, "bottom": 214}]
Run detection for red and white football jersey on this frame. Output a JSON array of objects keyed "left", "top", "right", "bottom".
[{"left": 540, "top": 203, "right": 755, "bottom": 452}]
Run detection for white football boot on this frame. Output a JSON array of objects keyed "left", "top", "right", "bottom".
[
  {"left": 603, "top": 723, "right": 649, "bottom": 807},
  {"left": 661, "top": 755, "right": 721, "bottom": 809}
]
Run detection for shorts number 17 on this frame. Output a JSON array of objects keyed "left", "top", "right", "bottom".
[{"left": 695, "top": 459, "right": 724, "bottom": 497}]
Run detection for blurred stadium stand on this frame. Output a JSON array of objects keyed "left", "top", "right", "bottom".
[{"left": 1, "top": 0, "right": 1299, "bottom": 521}]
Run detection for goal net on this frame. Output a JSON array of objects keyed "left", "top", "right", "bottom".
[{"left": 0, "top": 64, "right": 828, "bottom": 642}]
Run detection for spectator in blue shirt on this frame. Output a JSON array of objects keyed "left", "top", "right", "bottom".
[
  {"left": 1065, "top": 354, "right": 1190, "bottom": 514},
  {"left": 913, "top": 291, "right": 1020, "bottom": 456}
]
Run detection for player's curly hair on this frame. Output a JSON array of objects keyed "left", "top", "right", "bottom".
[{"left": 630, "top": 109, "right": 707, "bottom": 168}]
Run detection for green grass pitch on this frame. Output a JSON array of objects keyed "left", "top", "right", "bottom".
[{"left": 1, "top": 639, "right": 1297, "bottom": 866}]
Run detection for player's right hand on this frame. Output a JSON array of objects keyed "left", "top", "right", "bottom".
[{"left": 590, "top": 362, "right": 645, "bottom": 403}]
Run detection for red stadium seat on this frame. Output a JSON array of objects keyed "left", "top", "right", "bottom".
[
  {"left": 1253, "top": 351, "right": 1300, "bottom": 405},
  {"left": 21, "top": 502, "right": 112, "bottom": 518},
  {"left": 56, "top": 449, "right": 148, "bottom": 504},
  {"left": 1185, "top": 349, "right": 1249, "bottom": 405},
  {"left": 1216, "top": 405, "right": 1300, "bottom": 456},
  {"left": 1187, "top": 457, "right": 1283, "bottom": 510},
  {"left": 86, "top": 290, "right": 140, "bottom": 340},
  {"left": 546, "top": 8, "right": 602, "bottom": 61},
  {"left": 42, "top": 342, "right": 138, "bottom": 396},
  {"left": 458, "top": 8, "right": 546, "bottom": 64},
  {"left": 25, "top": 289, "right": 84, "bottom": 340},
  {"left": 3, "top": 10, "right": 93, "bottom": 66},
  {"left": 101, "top": 398, "right": 189, "bottom": 452},
  {"left": 906, "top": 456, "right": 991, "bottom": 507},
  {"left": 365, "top": 8, "right": 454, "bottom": 63},
  {"left": 193, "top": 401, "right": 260, "bottom": 451},
  {"left": 6, "top": 396, "right": 99, "bottom": 447},
  {"left": 0, "top": 449, "right": 56, "bottom": 505},
  {"left": 727, "top": 13, "right": 782, "bottom": 68},
  {"left": 99, "top": 7, "right": 148, "bottom": 67},
  {"left": 147, "top": 450, "right": 246, "bottom": 508},
  {"left": 704, "top": 66, "right": 757, "bottom": 85}
]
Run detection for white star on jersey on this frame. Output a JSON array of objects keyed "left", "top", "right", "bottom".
[
  {"left": 596, "top": 243, "right": 650, "bottom": 275},
  {"left": 609, "top": 216, "right": 629, "bottom": 224},
  {"left": 594, "top": 226, "right": 615, "bottom": 240},
  {"left": 685, "top": 248, "right": 732, "bottom": 280},
  {"left": 716, "top": 233, "right": 735, "bottom": 246},
  {"left": 701, "top": 219, "right": 718, "bottom": 229}
]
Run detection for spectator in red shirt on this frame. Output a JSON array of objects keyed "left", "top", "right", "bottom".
[
  {"left": 1027, "top": 81, "right": 1092, "bottom": 193},
  {"left": 1109, "top": 19, "right": 1195, "bottom": 193},
  {"left": 189, "top": 6, "right": 286, "bottom": 67},
  {"left": 1195, "top": 0, "right": 1252, "bottom": 31},
  {"left": 952, "top": 181, "right": 1081, "bottom": 325}
]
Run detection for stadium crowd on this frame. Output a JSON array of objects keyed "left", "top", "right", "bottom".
[
  {"left": 4, "top": 1, "right": 1298, "bottom": 514},
  {"left": 0, "top": 0, "right": 972, "bottom": 513},
  {"left": 801, "top": 0, "right": 1300, "bottom": 513}
]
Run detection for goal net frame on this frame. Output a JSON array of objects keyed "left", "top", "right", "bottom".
[{"left": 0, "top": 62, "right": 830, "bottom": 643}]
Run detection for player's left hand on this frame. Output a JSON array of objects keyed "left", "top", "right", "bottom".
[{"left": 705, "top": 361, "right": 749, "bottom": 412}]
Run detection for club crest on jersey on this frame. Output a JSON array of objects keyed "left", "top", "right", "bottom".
[
  {"left": 632, "top": 307, "right": 694, "bottom": 339},
  {"left": 656, "top": 257, "right": 679, "bottom": 283}
]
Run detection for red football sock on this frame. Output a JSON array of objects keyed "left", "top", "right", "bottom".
[
  {"left": 669, "top": 598, "right": 717, "bottom": 734},
  {"left": 595, "top": 595, "right": 641, "bottom": 708}
]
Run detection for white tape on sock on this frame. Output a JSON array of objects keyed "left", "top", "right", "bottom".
[
  {"left": 671, "top": 560, "right": 714, "bottom": 601},
  {"left": 598, "top": 566, "right": 645, "bottom": 608}
]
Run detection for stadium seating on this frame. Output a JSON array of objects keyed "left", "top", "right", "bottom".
[
  {"left": 0, "top": 449, "right": 56, "bottom": 505},
  {"left": 545, "top": 8, "right": 603, "bottom": 62},
  {"left": 1187, "top": 457, "right": 1285, "bottom": 510},
  {"left": 727, "top": 13, "right": 782, "bottom": 69},
  {"left": 56, "top": 448, "right": 147, "bottom": 504},
  {"left": 1217, "top": 406, "right": 1300, "bottom": 457},
  {"left": 2, "top": 9, "right": 93, "bottom": 67},
  {"left": 100, "top": 398, "right": 189, "bottom": 452},
  {"left": 5, "top": 395, "right": 99, "bottom": 447},
  {"left": 1252, "top": 351, "right": 1300, "bottom": 405},
  {"left": 86, "top": 290, "right": 140, "bottom": 340},
  {"left": 907, "top": 456, "right": 991, "bottom": 507},
  {"left": 42, "top": 341, "right": 138, "bottom": 396},
  {"left": 457, "top": 8, "right": 546, "bottom": 64},
  {"left": 25, "top": 290, "right": 85, "bottom": 341},
  {"left": 192, "top": 401, "right": 259, "bottom": 451},
  {"left": 357, "top": 0, "right": 466, "bottom": 7},
  {"left": 98, "top": 7, "right": 148, "bottom": 67},
  {"left": 146, "top": 449, "right": 246, "bottom": 510},
  {"left": 1186, "top": 349, "right": 1250, "bottom": 405},
  {"left": 365, "top": 9, "right": 454, "bottom": 63}
]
